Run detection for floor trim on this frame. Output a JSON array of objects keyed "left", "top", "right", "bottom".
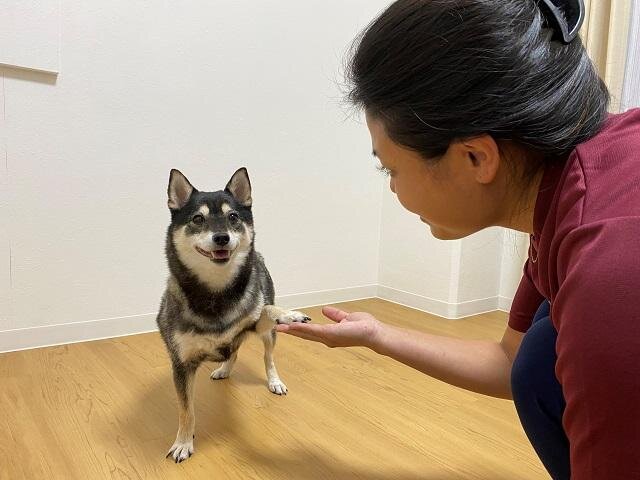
[{"left": 0, "top": 285, "right": 513, "bottom": 353}]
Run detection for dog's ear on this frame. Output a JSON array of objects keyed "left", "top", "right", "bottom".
[
  {"left": 225, "top": 167, "right": 252, "bottom": 207},
  {"left": 168, "top": 169, "right": 195, "bottom": 210}
]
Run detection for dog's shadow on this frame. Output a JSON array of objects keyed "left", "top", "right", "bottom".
[{"left": 111, "top": 362, "right": 518, "bottom": 480}]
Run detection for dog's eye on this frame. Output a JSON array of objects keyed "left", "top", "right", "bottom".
[
  {"left": 191, "top": 214, "right": 205, "bottom": 225},
  {"left": 228, "top": 212, "right": 240, "bottom": 224}
]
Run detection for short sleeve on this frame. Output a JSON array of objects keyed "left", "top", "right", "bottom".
[{"left": 508, "top": 259, "right": 545, "bottom": 333}]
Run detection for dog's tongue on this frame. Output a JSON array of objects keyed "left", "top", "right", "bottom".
[{"left": 213, "top": 250, "right": 230, "bottom": 260}]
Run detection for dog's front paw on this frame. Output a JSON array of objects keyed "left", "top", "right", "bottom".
[
  {"left": 166, "top": 438, "right": 194, "bottom": 463},
  {"left": 268, "top": 378, "right": 288, "bottom": 395},
  {"left": 275, "top": 310, "right": 312, "bottom": 325},
  {"left": 210, "top": 365, "right": 230, "bottom": 380}
]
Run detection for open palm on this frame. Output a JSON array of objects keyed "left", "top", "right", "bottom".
[{"left": 275, "top": 306, "right": 382, "bottom": 348}]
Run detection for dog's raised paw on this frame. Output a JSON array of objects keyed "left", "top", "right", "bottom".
[
  {"left": 166, "top": 439, "right": 194, "bottom": 463},
  {"left": 275, "top": 310, "right": 312, "bottom": 325},
  {"left": 268, "top": 379, "right": 288, "bottom": 395}
]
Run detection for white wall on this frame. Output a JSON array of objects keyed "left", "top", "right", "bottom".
[
  {"left": 457, "top": 228, "right": 505, "bottom": 310},
  {"left": 622, "top": 0, "right": 640, "bottom": 110},
  {"left": 0, "top": 1, "right": 391, "bottom": 351},
  {"left": 377, "top": 183, "right": 516, "bottom": 319},
  {"left": 0, "top": 72, "right": 9, "bottom": 331},
  {"left": 378, "top": 188, "right": 455, "bottom": 307},
  {"left": 498, "top": 230, "right": 528, "bottom": 311},
  {"left": 0, "top": 0, "right": 60, "bottom": 74},
  {"left": 1, "top": 0, "right": 530, "bottom": 352}
]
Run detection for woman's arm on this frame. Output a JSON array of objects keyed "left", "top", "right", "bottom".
[{"left": 277, "top": 306, "right": 524, "bottom": 400}]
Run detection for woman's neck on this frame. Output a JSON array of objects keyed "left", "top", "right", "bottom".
[{"left": 499, "top": 168, "right": 545, "bottom": 235}]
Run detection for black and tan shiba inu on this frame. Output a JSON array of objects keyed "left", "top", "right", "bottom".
[{"left": 156, "top": 168, "right": 310, "bottom": 463}]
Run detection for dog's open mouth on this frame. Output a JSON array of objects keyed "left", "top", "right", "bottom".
[{"left": 195, "top": 246, "right": 232, "bottom": 263}]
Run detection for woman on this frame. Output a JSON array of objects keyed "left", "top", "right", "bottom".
[{"left": 276, "top": 1, "right": 640, "bottom": 479}]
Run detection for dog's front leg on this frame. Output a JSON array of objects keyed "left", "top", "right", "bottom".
[
  {"left": 261, "top": 330, "right": 288, "bottom": 395},
  {"left": 167, "top": 362, "right": 197, "bottom": 463},
  {"left": 255, "top": 306, "right": 311, "bottom": 395},
  {"left": 255, "top": 305, "right": 311, "bottom": 334}
]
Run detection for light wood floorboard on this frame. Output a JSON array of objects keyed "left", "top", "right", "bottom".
[{"left": 0, "top": 299, "right": 546, "bottom": 479}]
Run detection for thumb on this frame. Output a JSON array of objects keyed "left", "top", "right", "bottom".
[{"left": 322, "top": 306, "right": 349, "bottom": 323}]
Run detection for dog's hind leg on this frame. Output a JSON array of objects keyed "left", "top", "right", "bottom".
[
  {"left": 261, "top": 330, "right": 288, "bottom": 395},
  {"left": 210, "top": 351, "right": 238, "bottom": 380},
  {"left": 167, "top": 362, "right": 197, "bottom": 463}
]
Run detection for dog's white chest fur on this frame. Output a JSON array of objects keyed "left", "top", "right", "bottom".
[
  {"left": 174, "top": 331, "right": 225, "bottom": 362},
  {"left": 173, "top": 307, "right": 262, "bottom": 364}
]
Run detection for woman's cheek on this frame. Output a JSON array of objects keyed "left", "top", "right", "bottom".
[{"left": 395, "top": 187, "right": 423, "bottom": 217}]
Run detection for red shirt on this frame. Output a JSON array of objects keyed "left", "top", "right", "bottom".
[{"left": 509, "top": 108, "right": 640, "bottom": 479}]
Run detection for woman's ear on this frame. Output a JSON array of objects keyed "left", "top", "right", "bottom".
[{"left": 459, "top": 135, "right": 501, "bottom": 184}]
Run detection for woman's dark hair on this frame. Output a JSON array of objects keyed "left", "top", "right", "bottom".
[{"left": 346, "top": 0, "right": 610, "bottom": 177}]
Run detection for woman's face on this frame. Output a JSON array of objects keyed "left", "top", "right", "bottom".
[{"left": 366, "top": 112, "right": 503, "bottom": 240}]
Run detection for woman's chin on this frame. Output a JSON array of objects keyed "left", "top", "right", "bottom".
[
  {"left": 427, "top": 224, "right": 466, "bottom": 241},
  {"left": 420, "top": 217, "right": 464, "bottom": 240}
]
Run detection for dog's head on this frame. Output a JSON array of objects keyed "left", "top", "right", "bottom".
[{"left": 166, "top": 168, "right": 254, "bottom": 277}]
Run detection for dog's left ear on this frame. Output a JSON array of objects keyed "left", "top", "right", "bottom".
[{"left": 225, "top": 167, "right": 252, "bottom": 207}]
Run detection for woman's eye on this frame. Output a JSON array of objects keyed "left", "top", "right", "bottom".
[
  {"left": 192, "top": 214, "right": 205, "bottom": 225},
  {"left": 228, "top": 212, "right": 240, "bottom": 223},
  {"left": 376, "top": 164, "right": 392, "bottom": 177}
]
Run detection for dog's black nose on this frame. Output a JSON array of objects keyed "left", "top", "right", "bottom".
[{"left": 213, "top": 233, "right": 230, "bottom": 246}]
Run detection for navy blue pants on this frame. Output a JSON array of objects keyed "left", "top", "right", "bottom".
[{"left": 511, "top": 301, "right": 570, "bottom": 480}]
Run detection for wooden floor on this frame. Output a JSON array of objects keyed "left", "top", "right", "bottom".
[{"left": 0, "top": 299, "right": 547, "bottom": 479}]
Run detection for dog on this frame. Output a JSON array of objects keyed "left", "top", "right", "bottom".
[{"left": 156, "top": 167, "right": 311, "bottom": 463}]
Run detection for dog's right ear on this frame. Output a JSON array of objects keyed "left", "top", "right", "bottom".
[{"left": 168, "top": 169, "right": 195, "bottom": 210}]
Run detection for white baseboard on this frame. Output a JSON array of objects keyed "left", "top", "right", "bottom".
[
  {"left": 0, "top": 313, "right": 158, "bottom": 354},
  {"left": 455, "top": 296, "right": 502, "bottom": 319},
  {"left": 377, "top": 285, "right": 503, "bottom": 320},
  {"left": 0, "top": 285, "right": 378, "bottom": 354},
  {"left": 377, "top": 285, "right": 452, "bottom": 318},
  {"left": 0, "top": 284, "right": 512, "bottom": 354},
  {"left": 498, "top": 296, "right": 513, "bottom": 313}
]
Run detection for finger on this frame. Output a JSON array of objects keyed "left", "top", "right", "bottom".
[
  {"left": 276, "top": 322, "right": 332, "bottom": 342},
  {"left": 275, "top": 324, "right": 315, "bottom": 334},
  {"left": 280, "top": 328, "right": 328, "bottom": 344},
  {"left": 322, "top": 306, "right": 349, "bottom": 323},
  {"left": 284, "top": 322, "right": 329, "bottom": 336}
]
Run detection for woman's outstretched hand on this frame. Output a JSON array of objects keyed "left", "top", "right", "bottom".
[{"left": 275, "top": 306, "right": 383, "bottom": 349}]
